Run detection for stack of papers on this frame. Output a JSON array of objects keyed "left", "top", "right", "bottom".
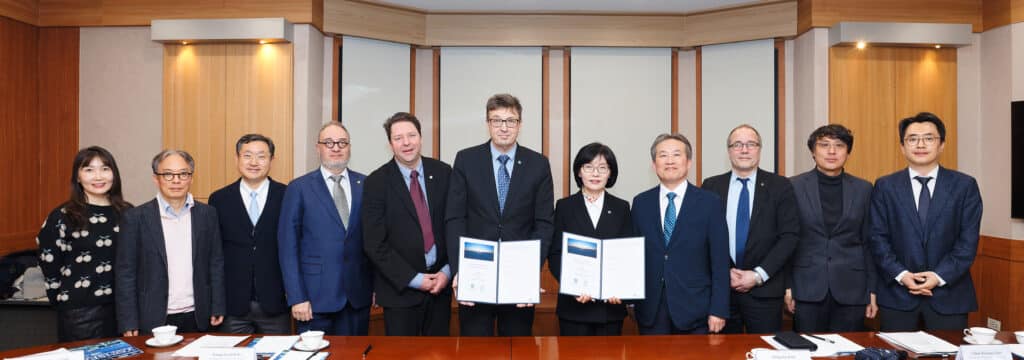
[
  {"left": 173, "top": 335, "right": 251, "bottom": 357},
  {"left": 1006, "top": 344, "right": 1024, "bottom": 357},
  {"left": 4, "top": 349, "right": 84, "bottom": 360},
  {"left": 761, "top": 334, "right": 865, "bottom": 357},
  {"left": 877, "top": 331, "right": 959, "bottom": 355},
  {"left": 272, "top": 351, "right": 327, "bottom": 360},
  {"left": 247, "top": 336, "right": 299, "bottom": 359}
]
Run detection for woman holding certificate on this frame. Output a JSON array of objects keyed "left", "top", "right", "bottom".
[{"left": 547, "top": 143, "right": 633, "bottom": 336}]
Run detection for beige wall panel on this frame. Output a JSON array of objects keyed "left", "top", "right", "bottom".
[
  {"left": 892, "top": 48, "right": 958, "bottom": 170},
  {"left": 323, "top": 0, "right": 425, "bottom": 45}
]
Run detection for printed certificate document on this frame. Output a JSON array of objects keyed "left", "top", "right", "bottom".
[
  {"left": 559, "top": 232, "right": 645, "bottom": 300},
  {"left": 457, "top": 237, "right": 541, "bottom": 304}
]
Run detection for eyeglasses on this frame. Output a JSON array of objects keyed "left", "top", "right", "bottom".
[
  {"left": 241, "top": 153, "right": 270, "bottom": 163},
  {"left": 581, "top": 165, "right": 610, "bottom": 174},
  {"left": 815, "top": 142, "right": 848, "bottom": 151},
  {"left": 488, "top": 118, "right": 521, "bottom": 128},
  {"left": 728, "top": 141, "right": 761, "bottom": 150},
  {"left": 318, "top": 139, "right": 350, "bottom": 149},
  {"left": 155, "top": 172, "right": 192, "bottom": 181},
  {"left": 904, "top": 135, "right": 939, "bottom": 146}
]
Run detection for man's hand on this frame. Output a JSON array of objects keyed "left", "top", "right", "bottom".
[
  {"left": 429, "top": 272, "right": 449, "bottom": 295},
  {"left": 784, "top": 288, "right": 795, "bottom": 313},
  {"left": 372, "top": 292, "right": 379, "bottom": 308},
  {"left": 575, "top": 294, "right": 593, "bottom": 303},
  {"left": 730, "top": 268, "right": 758, "bottom": 293},
  {"left": 865, "top": 293, "right": 878, "bottom": 319},
  {"left": 913, "top": 271, "right": 940, "bottom": 290},
  {"left": 210, "top": 316, "right": 224, "bottom": 326},
  {"left": 901, "top": 272, "right": 934, "bottom": 296},
  {"left": 291, "top": 301, "right": 313, "bottom": 322},
  {"left": 452, "top": 273, "right": 475, "bottom": 306},
  {"left": 607, "top": 297, "right": 622, "bottom": 305},
  {"left": 708, "top": 315, "right": 726, "bottom": 333},
  {"left": 418, "top": 274, "right": 438, "bottom": 292},
  {"left": 123, "top": 330, "right": 139, "bottom": 337}
]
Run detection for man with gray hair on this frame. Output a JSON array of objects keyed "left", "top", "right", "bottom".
[{"left": 116, "top": 149, "right": 225, "bottom": 336}]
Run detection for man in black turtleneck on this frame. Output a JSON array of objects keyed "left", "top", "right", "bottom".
[{"left": 785, "top": 124, "right": 877, "bottom": 332}]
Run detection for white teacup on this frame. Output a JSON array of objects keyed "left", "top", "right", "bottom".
[
  {"left": 152, "top": 325, "right": 177, "bottom": 344},
  {"left": 964, "top": 327, "right": 997, "bottom": 344},
  {"left": 299, "top": 330, "right": 324, "bottom": 348},
  {"left": 1014, "top": 330, "right": 1024, "bottom": 344}
]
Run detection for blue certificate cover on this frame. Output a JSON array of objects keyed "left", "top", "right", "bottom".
[{"left": 71, "top": 339, "right": 143, "bottom": 360}]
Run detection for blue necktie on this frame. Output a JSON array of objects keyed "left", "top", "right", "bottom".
[
  {"left": 663, "top": 192, "right": 677, "bottom": 246},
  {"left": 247, "top": 190, "right": 260, "bottom": 225},
  {"left": 736, "top": 178, "right": 750, "bottom": 267},
  {"left": 915, "top": 176, "right": 932, "bottom": 225},
  {"left": 497, "top": 155, "right": 511, "bottom": 213}
]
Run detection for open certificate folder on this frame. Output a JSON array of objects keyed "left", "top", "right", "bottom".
[
  {"left": 558, "top": 232, "right": 645, "bottom": 300},
  {"left": 457, "top": 237, "right": 541, "bottom": 304}
]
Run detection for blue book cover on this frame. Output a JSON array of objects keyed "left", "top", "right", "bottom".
[{"left": 70, "top": 339, "right": 143, "bottom": 360}]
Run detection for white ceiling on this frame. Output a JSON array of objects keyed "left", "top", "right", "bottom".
[{"left": 374, "top": 0, "right": 762, "bottom": 14}]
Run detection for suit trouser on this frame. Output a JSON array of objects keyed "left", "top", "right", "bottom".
[
  {"left": 383, "top": 290, "right": 451, "bottom": 336},
  {"left": 221, "top": 301, "right": 291, "bottom": 334},
  {"left": 166, "top": 311, "right": 202, "bottom": 333},
  {"left": 879, "top": 303, "right": 967, "bottom": 332},
  {"left": 723, "top": 291, "right": 783, "bottom": 334},
  {"left": 298, "top": 303, "right": 370, "bottom": 336},
  {"left": 637, "top": 290, "right": 708, "bottom": 335},
  {"left": 458, "top": 303, "right": 534, "bottom": 336},
  {"left": 57, "top": 303, "right": 117, "bottom": 342},
  {"left": 794, "top": 291, "right": 866, "bottom": 332},
  {"left": 559, "top": 318, "right": 624, "bottom": 336}
]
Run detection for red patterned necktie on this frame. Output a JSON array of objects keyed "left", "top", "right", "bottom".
[{"left": 409, "top": 170, "right": 435, "bottom": 252}]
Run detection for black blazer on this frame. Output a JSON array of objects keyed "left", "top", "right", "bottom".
[
  {"left": 788, "top": 170, "right": 876, "bottom": 305},
  {"left": 362, "top": 157, "right": 452, "bottom": 308},
  {"left": 115, "top": 199, "right": 225, "bottom": 334},
  {"left": 208, "top": 178, "right": 288, "bottom": 317},
  {"left": 702, "top": 168, "right": 800, "bottom": 298},
  {"left": 445, "top": 142, "right": 554, "bottom": 275},
  {"left": 547, "top": 192, "right": 632, "bottom": 323}
]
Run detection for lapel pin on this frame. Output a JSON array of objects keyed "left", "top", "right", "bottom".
[
  {"left": 607, "top": 210, "right": 612, "bottom": 214},
  {"left": 429, "top": 175, "right": 433, "bottom": 180},
  {"left": 357, "top": 180, "right": 361, "bottom": 184},
  {"left": 517, "top": 160, "right": 522, "bottom": 165}
]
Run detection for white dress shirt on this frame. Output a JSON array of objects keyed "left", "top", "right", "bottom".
[
  {"left": 583, "top": 191, "right": 605, "bottom": 229},
  {"left": 320, "top": 166, "right": 352, "bottom": 213}
]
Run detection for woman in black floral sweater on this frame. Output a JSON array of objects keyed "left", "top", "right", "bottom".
[{"left": 37, "top": 146, "right": 132, "bottom": 341}]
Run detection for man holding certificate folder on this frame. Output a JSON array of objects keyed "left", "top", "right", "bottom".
[
  {"left": 631, "top": 134, "right": 731, "bottom": 334},
  {"left": 445, "top": 94, "right": 554, "bottom": 336}
]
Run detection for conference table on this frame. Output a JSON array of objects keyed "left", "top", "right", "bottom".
[{"left": 0, "top": 331, "right": 1019, "bottom": 359}]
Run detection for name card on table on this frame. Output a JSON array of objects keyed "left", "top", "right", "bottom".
[
  {"left": 955, "top": 345, "right": 1011, "bottom": 360},
  {"left": 746, "top": 348, "right": 812, "bottom": 360},
  {"left": 198, "top": 348, "right": 256, "bottom": 360}
]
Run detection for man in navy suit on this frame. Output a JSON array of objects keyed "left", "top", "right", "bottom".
[
  {"left": 868, "top": 112, "right": 982, "bottom": 331},
  {"left": 445, "top": 94, "right": 554, "bottom": 336},
  {"left": 278, "top": 122, "right": 372, "bottom": 335},
  {"left": 632, "top": 133, "right": 730, "bottom": 334},
  {"left": 209, "top": 134, "right": 289, "bottom": 334},
  {"left": 363, "top": 113, "right": 452, "bottom": 336}
]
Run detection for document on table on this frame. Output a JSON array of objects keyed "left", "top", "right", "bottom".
[
  {"left": 456, "top": 237, "right": 541, "bottom": 304},
  {"left": 247, "top": 336, "right": 299, "bottom": 359},
  {"left": 4, "top": 348, "right": 84, "bottom": 360},
  {"left": 273, "top": 351, "right": 327, "bottom": 360},
  {"left": 877, "top": 331, "right": 959, "bottom": 355},
  {"left": 173, "top": 335, "right": 250, "bottom": 357},
  {"left": 761, "top": 333, "right": 865, "bottom": 357},
  {"left": 559, "top": 232, "right": 645, "bottom": 300}
]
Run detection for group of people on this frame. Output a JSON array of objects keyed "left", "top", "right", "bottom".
[{"left": 35, "top": 93, "right": 982, "bottom": 342}]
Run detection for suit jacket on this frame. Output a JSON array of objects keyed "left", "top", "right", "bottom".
[
  {"left": 632, "top": 183, "right": 731, "bottom": 329},
  {"left": 445, "top": 142, "right": 554, "bottom": 275},
  {"left": 208, "top": 178, "right": 288, "bottom": 317},
  {"left": 702, "top": 168, "right": 800, "bottom": 298},
  {"left": 115, "top": 199, "right": 225, "bottom": 334},
  {"left": 788, "top": 170, "right": 876, "bottom": 305},
  {"left": 548, "top": 192, "right": 632, "bottom": 323},
  {"left": 362, "top": 157, "right": 452, "bottom": 308},
  {"left": 278, "top": 168, "right": 372, "bottom": 313},
  {"left": 868, "top": 167, "right": 982, "bottom": 314}
]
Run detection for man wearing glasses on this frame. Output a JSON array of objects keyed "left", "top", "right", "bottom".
[
  {"left": 868, "top": 112, "right": 982, "bottom": 331},
  {"left": 116, "top": 150, "right": 225, "bottom": 336},
  {"left": 702, "top": 124, "right": 799, "bottom": 334},
  {"left": 279, "top": 122, "right": 372, "bottom": 335},
  {"left": 208, "top": 134, "right": 290, "bottom": 334},
  {"left": 445, "top": 93, "right": 554, "bottom": 336}
]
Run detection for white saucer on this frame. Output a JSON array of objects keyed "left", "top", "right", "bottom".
[
  {"left": 146, "top": 335, "right": 184, "bottom": 347},
  {"left": 293, "top": 339, "right": 329, "bottom": 351},
  {"left": 963, "top": 336, "right": 1002, "bottom": 345}
]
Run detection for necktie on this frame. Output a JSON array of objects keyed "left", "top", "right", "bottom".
[
  {"left": 247, "top": 190, "right": 260, "bottom": 225},
  {"left": 409, "top": 170, "right": 435, "bottom": 253},
  {"left": 736, "top": 178, "right": 750, "bottom": 267},
  {"left": 663, "top": 192, "right": 677, "bottom": 246},
  {"left": 497, "top": 155, "right": 511, "bottom": 214},
  {"left": 329, "top": 175, "right": 350, "bottom": 228},
  {"left": 915, "top": 176, "right": 932, "bottom": 225}
]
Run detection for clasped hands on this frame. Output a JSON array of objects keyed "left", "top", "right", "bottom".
[
  {"left": 416, "top": 271, "right": 450, "bottom": 295},
  {"left": 901, "top": 271, "right": 940, "bottom": 296},
  {"left": 730, "top": 268, "right": 759, "bottom": 293}
]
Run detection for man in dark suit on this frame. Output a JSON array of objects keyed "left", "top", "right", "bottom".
[
  {"left": 363, "top": 113, "right": 452, "bottom": 336},
  {"left": 209, "top": 134, "right": 289, "bottom": 334},
  {"left": 632, "top": 133, "right": 730, "bottom": 335},
  {"left": 702, "top": 124, "right": 799, "bottom": 334},
  {"left": 868, "top": 112, "right": 982, "bottom": 331},
  {"left": 786, "top": 125, "right": 877, "bottom": 332},
  {"left": 445, "top": 93, "right": 554, "bottom": 336},
  {"left": 116, "top": 150, "right": 225, "bottom": 336},
  {"left": 278, "top": 122, "right": 372, "bottom": 335}
]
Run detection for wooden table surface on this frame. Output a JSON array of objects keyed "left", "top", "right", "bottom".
[{"left": 0, "top": 331, "right": 1019, "bottom": 359}]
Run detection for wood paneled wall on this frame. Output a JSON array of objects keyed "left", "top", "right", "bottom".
[
  {"left": 798, "top": 0, "right": 983, "bottom": 34},
  {"left": 828, "top": 46, "right": 957, "bottom": 183},
  {"left": 163, "top": 43, "right": 294, "bottom": 202},
  {"left": 970, "top": 236, "right": 1024, "bottom": 330},
  {"left": 0, "top": 18, "right": 78, "bottom": 256},
  {"left": 0, "top": 0, "right": 36, "bottom": 25},
  {"left": 35, "top": 0, "right": 319, "bottom": 28}
]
